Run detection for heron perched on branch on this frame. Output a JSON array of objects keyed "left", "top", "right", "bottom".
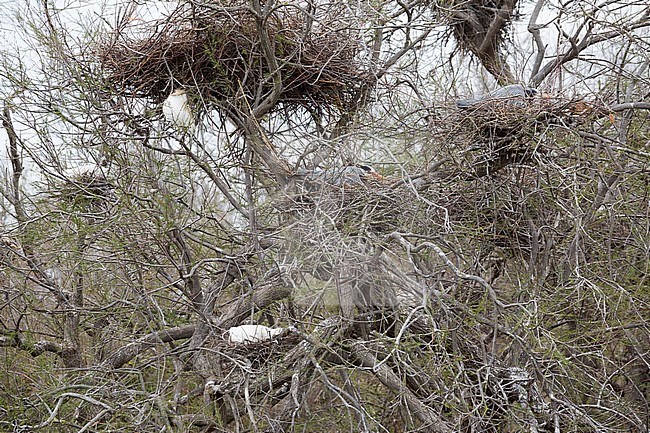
[
  {"left": 163, "top": 89, "right": 195, "bottom": 134},
  {"left": 456, "top": 84, "right": 539, "bottom": 109},
  {"left": 303, "top": 164, "right": 385, "bottom": 189}
]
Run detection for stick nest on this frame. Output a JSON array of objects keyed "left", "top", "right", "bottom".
[
  {"left": 442, "top": 98, "right": 611, "bottom": 150},
  {"left": 430, "top": 97, "right": 614, "bottom": 178},
  {"left": 449, "top": 0, "right": 511, "bottom": 52},
  {"left": 96, "top": 1, "right": 372, "bottom": 112}
]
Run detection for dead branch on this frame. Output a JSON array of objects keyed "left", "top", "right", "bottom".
[
  {"left": 352, "top": 344, "right": 454, "bottom": 433},
  {"left": 101, "top": 324, "right": 196, "bottom": 369}
]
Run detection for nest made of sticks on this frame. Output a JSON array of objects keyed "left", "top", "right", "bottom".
[
  {"left": 448, "top": 0, "right": 513, "bottom": 52},
  {"left": 440, "top": 98, "right": 611, "bottom": 157},
  {"left": 55, "top": 173, "right": 116, "bottom": 212},
  {"left": 285, "top": 179, "right": 402, "bottom": 236},
  {"left": 97, "top": 1, "right": 372, "bottom": 112},
  {"left": 422, "top": 96, "right": 615, "bottom": 181}
]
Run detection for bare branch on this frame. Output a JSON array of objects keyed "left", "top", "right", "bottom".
[
  {"left": 0, "top": 332, "right": 63, "bottom": 357},
  {"left": 101, "top": 325, "right": 196, "bottom": 369},
  {"left": 610, "top": 101, "right": 650, "bottom": 111},
  {"left": 528, "top": 0, "right": 548, "bottom": 80},
  {"left": 478, "top": 0, "right": 517, "bottom": 56},
  {"left": 531, "top": 14, "right": 650, "bottom": 85},
  {"left": 251, "top": 0, "right": 283, "bottom": 119},
  {"left": 352, "top": 345, "right": 454, "bottom": 433},
  {"left": 389, "top": 232, "right": 506, "bottom": 309},
  {"left": 1, "top": 103, "right": 27, "bottom": 224}
]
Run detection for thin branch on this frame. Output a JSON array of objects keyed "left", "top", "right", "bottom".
[
  {"left": 610, "top": 101, "right": 650, "bottom": 112},
  {"left": 389, "top": 232, "right": 507, "bottom": 309},
  {"left": 352, "top": 345, "right": 454, "bottom": 433},
  {"left": 179, "top": 140, "right": 250, "bottom": 217},
  {"left": 478, "top": 0, "right": 517, "bottom": 56},
  {"left": 214, "top": 281, "right": 291, "bottom": 329},
  {"left": 169, "top": 228, "right": 204, "bottom": 309},
  {"left": 19, "top": 392, "right": 114, "bottom": 431},
  {"left": 251, "top": 0, "right": 283, "bottom": 119},
  {"left": 0, "top": 333, "right": 64, "bottom": 357},
  {"left": 531, "top": 15, "right": 650, "bottom": 85},
  {"left": 101, "top": 325, "right": 196, "bottom": 369},
  {"left": 528, "top": 0, "right": 548, "bottom": 80},
  {"left": 1, "top": 103, "right": 27, "bottom": 223}
]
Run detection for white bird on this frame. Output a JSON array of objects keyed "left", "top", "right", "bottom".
[
  {"left": 226, "top": 325, "right": 285, "bottom": 344},
  {"left": 163, "top": 88, "right": 195, "bottom": 134}
]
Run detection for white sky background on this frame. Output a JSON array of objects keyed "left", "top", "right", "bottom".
[{"left": 0, "top": 0, "right": 648, "bottom": 225}]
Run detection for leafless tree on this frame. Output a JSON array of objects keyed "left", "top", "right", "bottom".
[{"left": 1, "top": 0, "right": 648, "bottom": 432}]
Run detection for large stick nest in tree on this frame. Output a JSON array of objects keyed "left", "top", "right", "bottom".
[
  {"left": 96, "top": 1, "right": 372, "bottom": 111},
  {"left": 449, "top": 0, "right": 513, "bottom": 52},
  {"left": 432, "top": 97, "right": 613, "bottom": 178},
  {"left": 449, "top": 98, "right": 611, "bottom": 141}
]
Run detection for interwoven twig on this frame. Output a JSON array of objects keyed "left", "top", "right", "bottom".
[{"left": 96, "top": 1, "right": 372, "bottom": 112}]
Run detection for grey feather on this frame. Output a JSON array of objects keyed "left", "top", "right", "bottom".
[
  {"left": 297, "top": 165, "right": 378, "bottom": 191},
  {"left": 456, "top": 84, "right": 538, "bottom": 109}
]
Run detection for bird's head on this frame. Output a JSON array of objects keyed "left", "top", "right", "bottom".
[
  {"left": 170, "top": 89, "right": 187, "bottom": 96},
  {"left": 357, "top": 164, "right": 385, "bottom": 181},
  {"left": 523, "top": 87, "right": 538, "bottom": 98}
]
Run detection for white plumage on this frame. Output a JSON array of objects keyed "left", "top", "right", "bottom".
[
  {"left": 163, "top": 89, "right": 195, "bottom": 134},
  {"left": 226, "top": 325, "right": 285, "bottom": 344}
]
